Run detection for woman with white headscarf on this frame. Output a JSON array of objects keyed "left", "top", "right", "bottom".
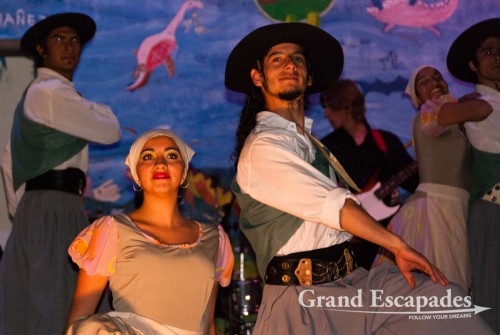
[
  {"left": 373, "top": 66, "right": 489, "bottom": 291},
  {"left": 64, "top": 129, "right": 234, "bottom": 335}
]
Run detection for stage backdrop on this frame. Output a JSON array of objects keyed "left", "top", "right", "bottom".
[{"left": 0, "top": 0, "right": 497, "bottom": 243}]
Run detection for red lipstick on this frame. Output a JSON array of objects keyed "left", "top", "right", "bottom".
[{"left": 153, "top": 173, "right": 170, "bottom": 179}]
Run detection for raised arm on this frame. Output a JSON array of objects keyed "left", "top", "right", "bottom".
[
  {"left": 438, "top": 98, "right": 492, "bottom": 125},
  {"left": 64, "top": 270, "right": 109, "bottom": 333},
  {"left": 25, "top": 82, "right": 121, "bottom": 145},
  {"left": 339, "top": 199, "right": 449, "bottom": 288},
  {"left": 239, "top": 134, "right": 447, "bottom": 288}
]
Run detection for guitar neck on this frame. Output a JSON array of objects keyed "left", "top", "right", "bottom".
[{"left": 375, "top": 160, "right": 418, "bottom": 199}]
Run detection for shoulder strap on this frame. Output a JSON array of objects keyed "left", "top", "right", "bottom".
[
  {"left": 306, "top": 132, "right": 361, "bottom": 192},
  {"left": 371, "top": 129, "right": 387, "bottom": 154}
]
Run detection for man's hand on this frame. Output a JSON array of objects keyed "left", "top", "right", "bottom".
[
  {"left": 392, "top": 241, "right": 449, "bottom": 288},
  {"left": 340, "top": 199, "right": 449, "bottom": 289}
]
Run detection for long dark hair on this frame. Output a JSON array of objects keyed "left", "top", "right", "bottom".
[
  {"left": 231, "top": 86, "right": 265, "bottom": 169},
  {"left": 230, "top": 87, "right": 311, "bottom": 169}
]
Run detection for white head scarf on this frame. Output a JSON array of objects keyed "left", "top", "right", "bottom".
[
  {"left": 125, "top": 129, "right": 195, "bottom": 185},
  {"left": 405, "top": 65, "right": 435, "bottom": 109}
]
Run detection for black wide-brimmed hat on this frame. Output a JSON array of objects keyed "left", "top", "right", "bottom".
[
  {"left": 21, "top": 12, "right": 96, "bottom": 55},
  {"left": 447, "top": 18, "right": 500, "bottom": 83},
  {"left": 225, "top": 22, "right": 344, "bottom": 94}
]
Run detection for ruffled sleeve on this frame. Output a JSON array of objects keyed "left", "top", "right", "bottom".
[
  {"left": 68, "top": 215, "right": 119, "bottom": 276},
  {"left": 420, "top": 94, "right": 456, "bottom": 137},
  {"left": 214, "top": 225, "right": 234, "bottom": 287}
]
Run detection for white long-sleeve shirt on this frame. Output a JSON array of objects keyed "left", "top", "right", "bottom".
[
  {"left": 236, "top": 111, "right": 356, "bottom": 255},
  {"left": 465, "top": 84, "right": 500, "bottom": 153},
  {"left": 1, "top": 67, "right": 121, "bottom": 216}
]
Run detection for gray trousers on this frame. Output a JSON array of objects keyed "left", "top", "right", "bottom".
[
  {"left": 0, "top": 190, "right": 89, "bottom": 335},
  {"left": 253, "top": 264, "right": 494, "bottom": 335},
  {"left": 468, "top": 200, "right": 499, "bottom": 334}
]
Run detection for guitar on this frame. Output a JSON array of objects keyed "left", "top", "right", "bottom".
[{"left": 356, "top": 160, "right": 418, "bottom": 221}]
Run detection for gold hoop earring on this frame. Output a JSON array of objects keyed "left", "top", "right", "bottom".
[
  {"left": 133, "top": 182, "right": 142, "bottom": 192},
  {"left": 180, "top": 179, "right": 189, "bottom": 189}
]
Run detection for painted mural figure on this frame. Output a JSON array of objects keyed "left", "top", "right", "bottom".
[
  {"left": 65, "top": 129, "right": 234, "bottom": 335},
  {"left": 127, "top": 0, "right": 204, "bottom": 91},
  {"left": 372, "top": 0, "right": 417, "bottom": 10},
  {"left": 0, "top": 13, "right": 121, "bottom": 335},
  {"left": 366, "top": 0, "right": 458, "bottom": 35},
  {"left": 445, "top": 18, "right": 500, "bottom": 333},
  {"left": 225, "top": 22, "right": 494, "bottom": 334},
  {"left": 254, "top": 0, "right": 336, "bottom": 26}
]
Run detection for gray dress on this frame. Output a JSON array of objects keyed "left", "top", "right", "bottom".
[
  {"left": 374, "top": 113, "right": 472, "bottom": 290},
  {"left": 68, "top": 214, "right": 223, "bottom": 333},
  {"left": 111, "top": 215, "right": 219, "bottom": 331}
]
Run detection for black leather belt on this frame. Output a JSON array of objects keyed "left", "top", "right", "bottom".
[
  {"left": 25, "top": 168, "right": 86, "bottom": 196},
  {"left": 264, "top": 241, "right": 356, "bottom": 286}
]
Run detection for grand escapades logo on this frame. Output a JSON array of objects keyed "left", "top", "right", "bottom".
[{"left": 298, "top": 289, "right": 490, "bottom": 319}]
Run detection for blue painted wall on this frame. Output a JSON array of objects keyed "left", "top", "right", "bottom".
[{"left": 1, "top": 0, "right": 497, "bottom": 213}]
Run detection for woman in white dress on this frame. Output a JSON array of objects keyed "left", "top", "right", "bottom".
[{"left": 373, "top": 66, "right": 490, "bottom": 291}]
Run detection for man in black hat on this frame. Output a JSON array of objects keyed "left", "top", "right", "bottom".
[
  {"left": 0, "top": 13, "right": 120, "bottom": 334},
  {"left": 444, "top": 17, "right": 500, "bottom": 333},
  {"left": 226, "top": 22, "right": 494, "bottom": 334}
]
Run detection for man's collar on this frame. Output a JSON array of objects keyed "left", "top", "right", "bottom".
[
  {"left": 37, "top": 67, "right": 74, "bottom": 85},
  {"left": 257, "top": 111, "right": 314, "bottom": 133},
  {"left": 476, "top": 83, "right": 500, "bottom": 95}
]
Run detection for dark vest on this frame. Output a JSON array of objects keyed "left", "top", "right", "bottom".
[
  {"left": 11, "top": 86, "right": 87, "bottom": 190},
  {"left": 469, "top": 147, "right": 500, "bottom": 202}
]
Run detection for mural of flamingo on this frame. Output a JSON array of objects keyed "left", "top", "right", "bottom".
[{"left": 127, "top": 0, "right": 204, "bottom": 91}]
